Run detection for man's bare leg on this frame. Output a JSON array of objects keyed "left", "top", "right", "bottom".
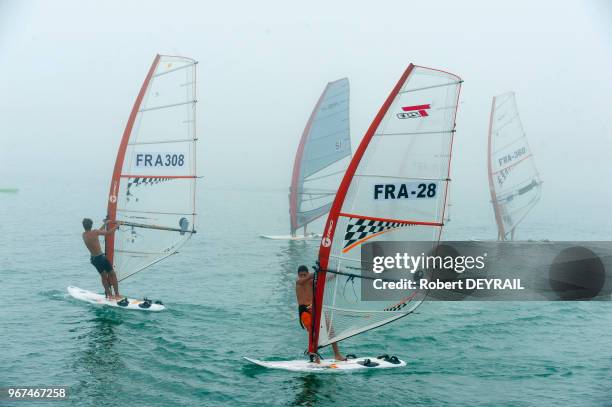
[
  {"left": 332, "top": 342, "right": 345, "bottom": 361},
  {"left": 108, "top": 271, "right": 121, "bottom": 299},
  {"left": 100, "top": 274, "right": 112, "bottom": 299}
]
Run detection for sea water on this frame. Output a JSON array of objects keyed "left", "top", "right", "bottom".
[{"left": 1, "top": 178, "right": 611, "bottom": 406}]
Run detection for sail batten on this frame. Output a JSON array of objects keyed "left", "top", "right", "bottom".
[
  {"left": 106, "top": 55, "right": 198, "bottom": 282},
  {"left": 399, "top": 80, "right": 462, "bottom": 94},
  {"left": 487, "top": 92, "right": 541, "bottom": 241},
  {"left": 375, "top": 130, "right": 455, "bottom": 137},
  {"left": 138, "top": 99, "right": 196, "bottom": 113},
  {"left": 119, "top": 175, "right": 196, "bottom": 179},
  {"left": 310, "top": 64, "right": 462, "bottom": 352},
  {"left": 289, "top": 78, "right": 352, "bottom": 235},
  {"left": 128, "top": 138, "right": 195, "bottom": 146},
  {"left": 152, "top": 61, "right": 197, "bottom": 77},
  {"left": 353, "top": 174, "right": 449, "bottom": 182}
]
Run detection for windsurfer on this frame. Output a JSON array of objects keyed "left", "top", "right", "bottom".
[
  {"left": 82, "top": 218, "right": 121, "bottom": 300},
  {"left": 296, "top": 265, "right": 345, "bottom": 362}
]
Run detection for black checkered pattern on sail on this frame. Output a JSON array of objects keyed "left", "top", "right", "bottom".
[
  {"left": 343, "top": 218, "right": 409, "bottom": 249},
  {"left": 126, "top": 178, "right": 172, "bottom": 202},
  {"left": 384, "top": 301, "right": 410, "bottom": 312},
  {"left": 127, "top": 177, "right": 171, "bottom": 189}
]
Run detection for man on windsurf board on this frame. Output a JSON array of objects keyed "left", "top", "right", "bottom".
[
  {"left": 82, "top": 218, "right": 121, "bottom": 300},
  {"left": 296, "top": 265, "right": 345, "bottom": 362}
]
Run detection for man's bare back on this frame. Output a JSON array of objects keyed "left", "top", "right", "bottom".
[
  {"left": 81, "top": 218, "right": 121, "bottom": 300},
  {"left": 82, "top": 220, "right": 118, "bottom": 255},
  {"left": 82, "top": 230, "right": 104, "bottom": 257}
]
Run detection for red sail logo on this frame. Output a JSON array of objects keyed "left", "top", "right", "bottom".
[
  {"left": 321, "top": 219, "right": 334, "bottom": 247},
  {"left": 397, "top": 104, "right": 431, "bottom": 119}
]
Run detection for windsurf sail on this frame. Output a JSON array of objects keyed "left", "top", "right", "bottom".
[
  {"left": 105, "top": 54, "right": 198, "bottom": 282},
  {"left": 289, "top": 78, "right": 351, "bottom": 237},
  {"left": 487, "top": 92, "right": 541, "bottom": 241},
  {"left": 309, "top": 64, "right": 462, "bottom": 352}
]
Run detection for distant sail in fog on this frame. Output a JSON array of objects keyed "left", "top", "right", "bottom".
[
  {"left": 487, "top": 92, "right": 541, "bottom": 241},
  {"left": 288, "top": 78, "right": 352, "bottom": 237}
]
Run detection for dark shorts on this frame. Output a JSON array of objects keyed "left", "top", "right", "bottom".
[{"left": 91, "top": 254, "right": 113, "bottom": 274}]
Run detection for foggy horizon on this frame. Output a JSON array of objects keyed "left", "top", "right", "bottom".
[{"left": 1, "top": 0, "right": 611, "bottom": 232}]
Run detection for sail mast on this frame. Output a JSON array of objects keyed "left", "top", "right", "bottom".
[{"left": 106, "top": 55, "right": 161, "bottom": 264}]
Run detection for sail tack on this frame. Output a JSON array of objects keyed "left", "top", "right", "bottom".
[
  {"left": 289, "top": 78, "right": 351, "bottom": 235},
  {"left": 487, "top": 92, "right": 541, "bottom": 241},
  {"left": 310, "top": 65, "right": 462, "bottom": 351},
  {"left": 105, "top": 55, "right": 198, "bottom": 282}
]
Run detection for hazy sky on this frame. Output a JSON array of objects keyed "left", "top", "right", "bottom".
[{"left": 1, "top": 0, "right": 611, "bottom": 226}]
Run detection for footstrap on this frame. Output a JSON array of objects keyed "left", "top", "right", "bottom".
[
  {"left": 139, "top": 298, "right": 152, "bottom": 309},
  {"left": 304, "top": 350, "right": 322, "bottom": 362}
]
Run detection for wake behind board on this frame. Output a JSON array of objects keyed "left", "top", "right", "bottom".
[
  {"left": 243, "top": 356, "right": 406, "bottom": 372},
  {"left": 67, "top": 286, "right": 165, "bottom": 312},
  {"left": 259, "top": 234, "right": 322, "bottom": 241}
]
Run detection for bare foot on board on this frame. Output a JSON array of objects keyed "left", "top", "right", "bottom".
[{"left": 334, "top": 353, "right": 346, "bottom": 361}]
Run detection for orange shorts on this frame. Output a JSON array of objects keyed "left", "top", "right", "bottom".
[{"left": 299, "top": 306, "right": 312, "bottom": 331}]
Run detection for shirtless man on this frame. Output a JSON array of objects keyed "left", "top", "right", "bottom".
[
  {"left": 82, "top": 218, "right": 121, "bottom": 300},
  {"left": 296, "top": 265, "right": 345, "bottom": 362}
]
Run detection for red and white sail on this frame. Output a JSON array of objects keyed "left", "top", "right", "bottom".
[
  {"left": 105, "top": 55, "right": 198, "bottom": 282},
  {"left": 309, "top": 65, "right": 462, "bottom": 351},
  {"left": 289, "top": 78, "right": 351, "bottom": 236},
  {"left": 487, "top": 92, "right": 541, "bottom": 241}
]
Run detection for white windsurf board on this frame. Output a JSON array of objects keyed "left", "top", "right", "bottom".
[
  {"left": 243, "top": 356, "right": 406, "bottom": 372},
  {"left": 67, "top": 286, "right": 165, "bottom": 312}
]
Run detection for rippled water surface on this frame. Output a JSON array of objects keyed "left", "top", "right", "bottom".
[{"left": 1, "top": 182, "right": 611, "bottom": 406}]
